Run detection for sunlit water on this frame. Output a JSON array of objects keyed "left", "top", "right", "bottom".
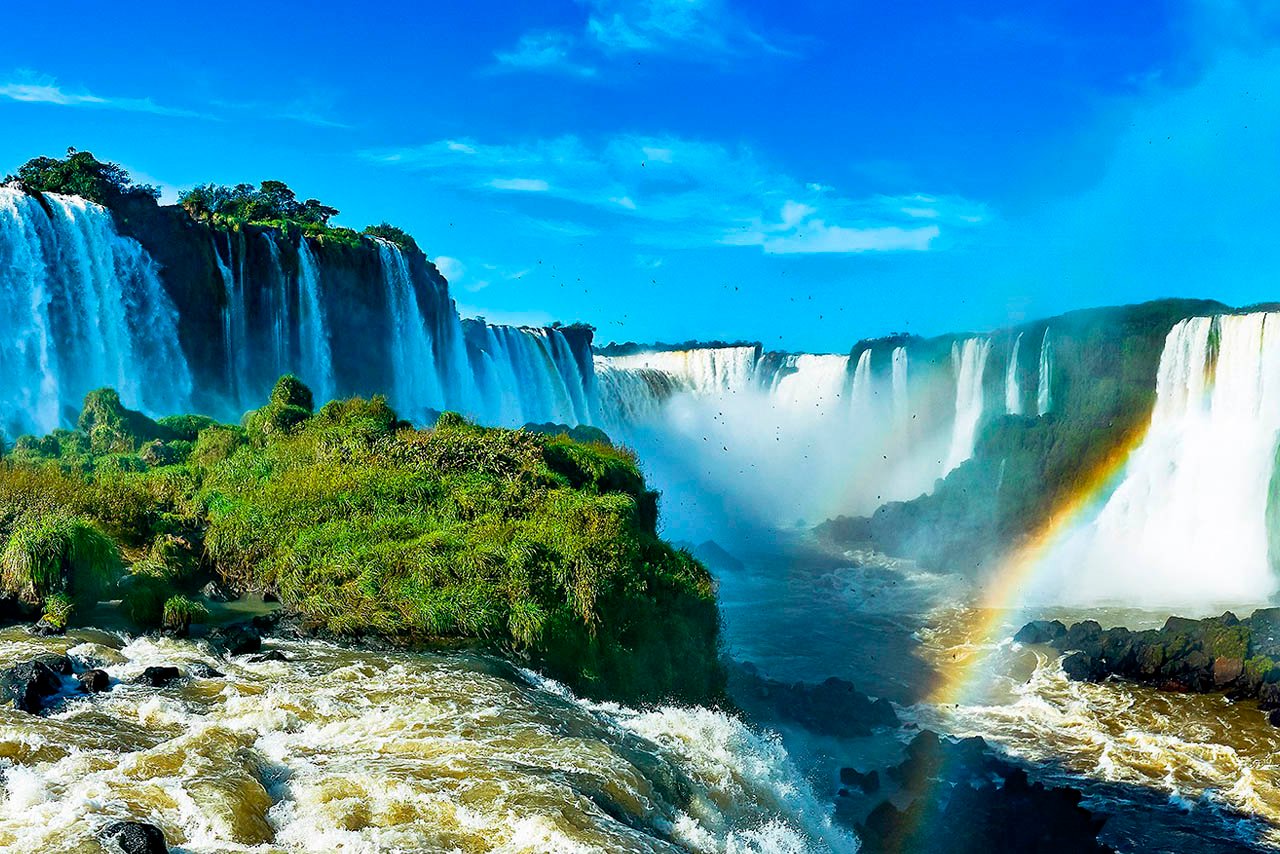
[
  {"left": 0, "top": 627, "right": 853, "bottom": 853},
  {"left": 713, "top": 542, "right": 1280, "bottom": 853}
]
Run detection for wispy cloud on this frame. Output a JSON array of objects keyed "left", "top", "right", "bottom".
[
  {"left": 491, "top": 0, "right": 790, "bottom": 76},
  {"left": 492, "top": 31, "right": 598, "bottom": 77},
  {"left": 364, "top": 134, "right": 985, "bottom": 255},
  {"left": 0, "top": 72, "right": 204, "bottom": 118},
  {"left": 1, "top": 70, "right": 351, "bottom": 128}
]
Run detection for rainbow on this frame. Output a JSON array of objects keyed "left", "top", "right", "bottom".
[{"left": 926, "top": 422, "right": 1151, "bottom": 707}]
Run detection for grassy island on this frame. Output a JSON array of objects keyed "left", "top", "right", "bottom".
[{"left": 0, "top": 378, "right": 723, "bottom": 705}]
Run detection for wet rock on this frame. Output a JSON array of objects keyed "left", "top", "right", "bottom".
[
  {"left": 838, "top": 767, "right": 880, "bottom": 794},
  {"left": 99, "top": 820, "right": 168, "bottom": 853},
  {"left": 140, "top": 666, "right": 182, "bottom": 687},
  {"left": 857, "top": 731, "right": 1112, "bottom": 853},
  {"left": 189, "top": 663, "right": 224, "bottom": 679},
  {"left": 205, "top": 622, "right": 262, "bottom": 656},
  {"left": 0, "top": 659, "right": 63, "bottom": 712},
  {"left": 30, "top": 615, "right": 66, "bottom": 636},
  {"left": 200, "top": 580, "right": 234, "bottom": 602},
  {"left": 33, "top": 653, "right": 73, "bottom": 675},
  {"left": 1062, "top": 651, "right": 1102, "bottom": 682},
  {"left": 248, "top": 650, "right": 288, "bottom": 663},
  {"left": 1012, "top": 619, "right": 1067, "bottom": 645},
  {"left": 726, "top": 663, "right": 899, "bottom": 737},
  {"left": 1268, "top": 709, "right": 1280, "bottom": 728},
  {"left": 78, "top": 669, "right": 111, "bottom": 693}
]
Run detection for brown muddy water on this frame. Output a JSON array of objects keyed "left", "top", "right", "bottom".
[{"left": 0, "top": 626, "right": 852, "bottom": 853}]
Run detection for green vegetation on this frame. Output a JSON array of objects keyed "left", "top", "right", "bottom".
[
  {"left": 821, "top": 299, "right": 1229, "bottom": 574},
  {"left": 4, "top": 147, "right": 160, "bottom": 205},
  {"left": 0, "top": 514, "right": 120, "bottom": 606},
  {"left": 162, "top": 595, "right": 208, "bottom": 634},
  {"left": 0, "top": 378, "right": 722, "bottom": 704},
  {"left": 362, "top": 222, "right": 420, "bottom": 254}
]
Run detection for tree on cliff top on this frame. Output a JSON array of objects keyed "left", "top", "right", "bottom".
[
  {"left": 5, "top": 148, "right": 160, "bottom": 205},
  {"left": 179, "top": 180, "right": 339, "bottom": 227}
]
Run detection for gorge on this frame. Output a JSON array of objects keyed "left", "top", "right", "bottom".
[{"left": 5, "top": 155, "right": 1280, "bottom": 852}]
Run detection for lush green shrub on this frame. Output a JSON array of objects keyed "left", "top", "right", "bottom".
[
  {"left": 0, "top": 378, "right": 724, "bottom": 704},
  {"left": 363, "top": 222, "right": 421, "bottom": 254},
  {"left": 0, "top": 514, "right": 120, "bottom": 606},
  {"left": 41, "top": 592, "right": 74, "bottom": 630},
  {"left": 5, "top": 148, "right": 159, "bottom": 205},
  {"left": 162, "top": 595, "right": 208, "bottom": 634}
]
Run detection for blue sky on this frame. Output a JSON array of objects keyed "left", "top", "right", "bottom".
[{"left": 2, "top": 0, "right": 1278, "bottom": 350}]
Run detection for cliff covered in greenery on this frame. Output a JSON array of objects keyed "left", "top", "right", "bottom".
[
  {"left": 0, "top": 378, "right": 722, "bottom": 705},
  {"left": 818, "top": 299, "right": 1227, "bottom": 574}
]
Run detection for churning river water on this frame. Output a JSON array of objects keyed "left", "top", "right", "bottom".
[{"left": 5, "top": 545, "right": 1280, "bottom": 852}]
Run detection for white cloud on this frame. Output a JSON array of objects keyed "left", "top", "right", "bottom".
[
  {"left": 488, "top": 177, "right": 551, "bottom": 192},
  {"left": 434, "top": 255, "right": 466, "bottom": 283},
  {"left": 0, "top": 72, "right": 202, "bottom": 118},
  {"left": 491, "top": 0, "right": 789, "bottom": 76},
  {"left": 493, "top": 31, "right": 598, "bottom": 77},
  {"left": 366, "top": 133, "right": 985, "bottom": 256}
]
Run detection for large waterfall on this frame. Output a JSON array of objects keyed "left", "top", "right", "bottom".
[
  {"left": 592, "top": 338, "right": 994, "bottom": 535},
  {"left": 1005, "top": 333, "right": 1023, "bottom": 415},
  {"left": 1037, "top": 329, "right": 1053, "bottom": 416},
  {"left": 1039, "top": 312, "right": 1280, "bottom": 607},
  {"left": 0, "top": 187, "right": 191, "bottom": 436},
  {"left": 295, "top": 238, "right": 335, "bottom": 405},
  {"left": 945, "top": 337, "right": 992, "bottom": 472}
]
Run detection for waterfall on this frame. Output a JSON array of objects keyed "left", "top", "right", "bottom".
[
  {"left": 771, "top": 354, "right": 849, "bottom": 411},
  {"left": 1037, "top": 329, "right": 1053, "bottom": 416},
  {"left": 1005, "top": 333, "right": 1024, "bottom": 415},
  {"left": 945, "top": 337, "right": 992, "bottom": 473},
  {"left": 1042, "top": 313, "right": 1280, "bottom": 607},
  {"left": 467, "top": 325, "right": 595, "bottom": 426},
  {"left": 295, "top": 238, "right": 335, "bottom": 404},
  {"left": 891, "top": 346, "right": 909, "bottom": 421},
  {"left": 376, "top": 239, "right": 445, "bottom": 420},
  {"left": 0, "top": 186, "right": 192, "bottom": 437},
  {"left": 849, "top": 349, "right": 873, "bottom": 413},
  {"left": 213, "top": 233, "right": 252, "bottom": 412},
  {"left": 599, "top": 347, "right": 760, "bottom": 396}
]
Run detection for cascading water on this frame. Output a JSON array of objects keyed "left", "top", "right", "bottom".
[
  {"left": 891, "top": 346, "right": 909, "bottom": 421},
  {"left": 1037, "top": 329, "right": 1053, "bottom": 416},
  {"left": 0, "top": 186, "right": 191, "bottom": 436},
  {"left": 295, "top": 238, "right": 335, "bottom": 405},
  {"left": 467, "top": 325, "right": 596, "bottom": 426},
  {"left": 213, "top": 232, "right": 252, "bottom": 412},
  {"left": 1005, "top": 333, "right": 1024, "bottom": 415},
  {"left": 1039, "top": 312, "right": 1280, "bottom": 607},
  {"left": 376, "top": 239, "right": 445, "bottom": 420},
  {"left": 849, "top": 350, "right": 873, "bottom": 412},
  {"left": 945, "top": 337, "right": 992, "bottom": 473}
]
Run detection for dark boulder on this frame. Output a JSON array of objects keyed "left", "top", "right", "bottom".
[
  {"left": 78, "top": 669, "right": 111, "bottom": 693},
  {"left": 33, "top": 653, "right": 73, "bottom": 675},
  {"left": 205, "top": 622, "right": 262, "bottom": 656},
  {"left": 1268, "top": 709, "right": 1280, "bottom": 728},
  {"left": 1, "top": 659, "right": 64, "bottom": 711},
  {"left": 100, "top": 820, "right": 168, "bottom": 854},
  {"left": 248, "top": 650, "right": 289, "bottom": 663},
  {"left": 140, "top": 666, "right": 182, "bottom": 687},
  {"left": 189, "top": 664, "right": 224, "bottom": 679},
  {"left": 200, "top": 580, "right": 234, "bottom": 603},
  {"left": 1062, "top": 651, "right": 1103, "bottom": 682},
  {"left": 1013, "top": 619, "right": 1067, "bottom": 645},
  {"left": 838, "top": 767, "right": 880, "bottom": 794},
  {"left": 30, "top": 616, "right": 66, "bottom": 636},
  {"left": 726, "top": 663, "right": 898, "bottom": 737}
]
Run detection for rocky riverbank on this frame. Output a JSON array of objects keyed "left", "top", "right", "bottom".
[{"left": 1016, "top": 608, "right": 1280, "bottom": 722}]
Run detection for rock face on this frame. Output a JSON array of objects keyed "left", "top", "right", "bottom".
[
  {"left": 99, "top": 820, "right": 168, "bottom": 854},
  {"left": 1, "top": 655, "right": 70, "bottom": 711},
  {"left": 852, "top": 731, "right": 1112, "bottom": 854},
  {"left": 727, "top": 662, "right": 898, "bottom": 737},
  {"left": 1016, "top": 609, "right": 1280, "bottom": 721},
  {"left": 140, "top": 666, "right": 182, "bottom": 687},
  {"left": 78, "top": 669, "right": 111, "bottom": 693}
]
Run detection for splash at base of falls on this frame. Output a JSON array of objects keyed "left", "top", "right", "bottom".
[{"left": 0, "top": 627, "right": 851, "bottom": 853}]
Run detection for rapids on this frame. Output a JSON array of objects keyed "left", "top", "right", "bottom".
[{"left": 0, "top": 626, "right": 851, "bottom": 853}]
